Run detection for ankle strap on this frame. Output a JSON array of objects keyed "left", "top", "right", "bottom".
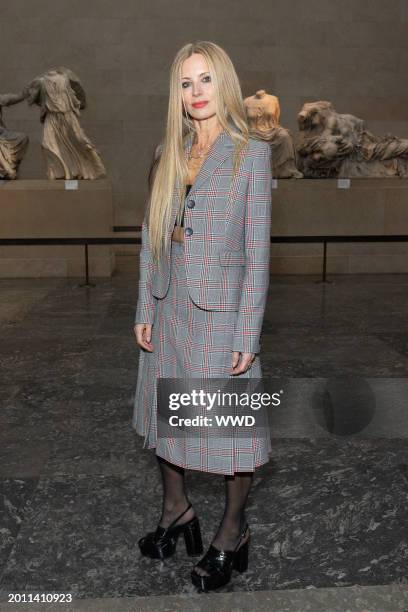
[
  {"left": 167, "top": 502, "right": 192, "bottom": 530},
  {"left": 234, "top": 523, "right": 249, "bottom": 552},
  {"left": 235, "top": 522, "right": 249, "bottom": 549}
]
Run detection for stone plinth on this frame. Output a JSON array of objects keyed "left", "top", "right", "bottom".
[
  {"left": 124, "top": 178, "right": 408, "bottom": 275},
  {"left": 268, "top": 178, "right": 408, "bottom": 273},
  {"left": 0, "top": 179, "right": 115, "bottom": 277}
]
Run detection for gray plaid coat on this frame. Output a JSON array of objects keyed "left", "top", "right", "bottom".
[{"left": 135, "top": 127, "right": 272, "bottom": 355}]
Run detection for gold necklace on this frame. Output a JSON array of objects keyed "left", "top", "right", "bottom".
[
  {"left": 189, "top": 142, "right": 211, "bottom": 160},
  {"left": 188, "top": 129, "right": 223, "bottom": 160}
]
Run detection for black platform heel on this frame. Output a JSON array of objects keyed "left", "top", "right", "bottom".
[
  {"left": 191, "top": 523, "right": 250, "bottom": 591},
  {"left": 138, "top": 502, "right": 203, "bottom": 560}
]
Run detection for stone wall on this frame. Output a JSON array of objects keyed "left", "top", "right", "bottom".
[{"left": 1, "top": 0, "right": 407, "bottom": 227}]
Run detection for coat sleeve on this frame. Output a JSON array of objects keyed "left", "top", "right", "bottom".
[
  {"left": 134, "top": 217, "right": 157, "bottom": 325},
  {"left": 232, "top": 143, "right": 272, "bottom": 354}
]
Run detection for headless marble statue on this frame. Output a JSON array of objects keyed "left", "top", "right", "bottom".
[
  {"left": 297, "top": 100, "right": 408, "bottom": 178},
  {"left": 0, "top": 90, "right": 29, "bottom": 179},
  {"left": 244, "top": 89, "right": 303, "bottom": 178},
  {"left": 25, "top": 67, "right": 106, "bottom": 180}
]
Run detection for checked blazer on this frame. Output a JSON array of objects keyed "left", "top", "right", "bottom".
[{"left": 135, "top": 126, "right": 272, "bottom": 355}]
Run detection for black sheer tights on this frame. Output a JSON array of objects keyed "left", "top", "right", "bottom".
[
  {"left": 156, "top": 457, "right": 252, "bottom": 576},
  {"left": 157, "top": 456, "right": 195, "bottom": 528},
  {"left": 212, "top": 472, "right": 252, "bottom": 549}
]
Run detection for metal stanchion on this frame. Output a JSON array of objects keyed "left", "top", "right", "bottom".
[
  {"left": 316, "top": 240, "right": 333, "bottom": 284},
  {"left": 79, "top": 243, "right": 95, "bottom": 287}
]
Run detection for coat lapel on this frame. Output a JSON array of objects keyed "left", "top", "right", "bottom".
[
  {"left": 182, "top": 127, "right": 236, "bottom": 196},
  {"left": 170, "top": 124, "right": 239, "bottom": 227}
]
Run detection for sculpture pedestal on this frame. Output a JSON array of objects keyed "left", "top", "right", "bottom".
[
  {"left": 271, "top": 178, "right": 408, "bottom": 273},
  {"left": 0, "top": 179, "right": 115, "bottom": 277}
]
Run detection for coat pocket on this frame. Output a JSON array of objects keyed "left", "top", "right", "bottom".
[{"left": 219, "top": 249, "right": 246, "bottom": 266}]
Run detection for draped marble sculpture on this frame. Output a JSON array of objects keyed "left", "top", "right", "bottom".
[
  {"left": 0, "top": 90, "right": 29, "bottom": 179},
  {"left": 244, "top": 89, "right": 303, "bottom": 178},
  {"left": 25, "top": 67, "right": 106, "bottom": 180},
  {"left": 297, "top": 101, "right": 408, "bottom": 178}
]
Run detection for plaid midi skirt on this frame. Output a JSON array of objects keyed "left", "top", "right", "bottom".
[{"left": 132, "top": 240, "right": 272, "bottom": 475}]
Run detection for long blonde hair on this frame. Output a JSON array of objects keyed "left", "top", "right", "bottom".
[{"left": 146, "top": 41, "right": 250, "bottom": 263}]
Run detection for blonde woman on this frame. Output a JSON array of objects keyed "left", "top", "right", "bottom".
[{"left": 133, "top": 41, "right": 272, "bottom": 591}]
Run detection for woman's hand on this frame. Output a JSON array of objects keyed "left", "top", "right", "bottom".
[
  {"left": 134, "top": 323, "right": 154, "bottom": 352},
  {"left": 231, "top": 351, "right": 255, "bottom": 375}
]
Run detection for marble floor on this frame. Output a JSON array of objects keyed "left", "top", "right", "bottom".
[{"left": 0, "top": 266, "right": 407, "bottom": 611}]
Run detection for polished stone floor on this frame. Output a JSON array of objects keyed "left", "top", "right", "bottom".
[{"left": 0, "top": 267, "right": 407, "bottom": 610}]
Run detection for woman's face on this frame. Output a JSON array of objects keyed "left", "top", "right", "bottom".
[{"left": 181, "top": 53, "right": 216, "bottom": 121}]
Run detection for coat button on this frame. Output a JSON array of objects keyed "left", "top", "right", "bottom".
[
  {"left": 184, "top": 227, "right": 193, "bottom": 237},
  {"left": 187, "top": 199, "right": 195, "bottom": 209}
]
